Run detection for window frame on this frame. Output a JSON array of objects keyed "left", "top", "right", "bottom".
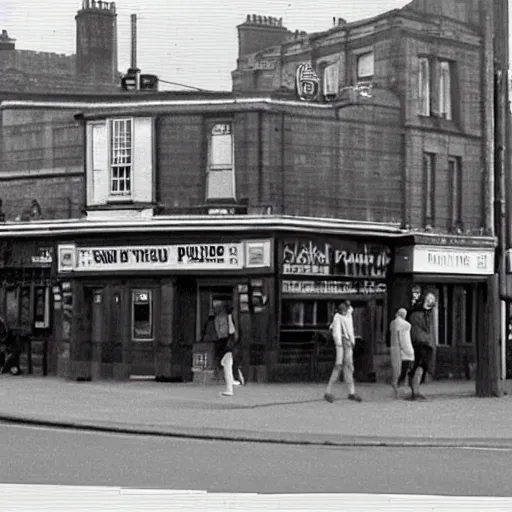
[
  {"left": 131, "top": 289, "right": 154, "bottom": 342},
  {"left": 206, "top": 120, "right": 236, "bottom": 201},
  {"left": 438, "top": 60, "right": 453, "bottom": 120},
  {"left": 423, "top": 152, "right": 436, "bottom": 227},
  {"left": 418, "top": 56, "right": 431, "bottom": 116},
  {"left": 355, "top": 51, "right": 374, "bottom": 84},
  {"left": 109, "top": 117, "right": 133, "bottom": 199},
  {"left": 449, "top": 156, "right": 463, "bottom": 228}
]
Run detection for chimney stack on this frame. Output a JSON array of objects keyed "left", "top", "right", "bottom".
[{"left": 237, "top": 14, "right": 290, "bottom": 57}]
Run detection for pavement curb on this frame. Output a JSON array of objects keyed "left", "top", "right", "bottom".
[{"left": 2, "top": 413, "right": 512, "bottom": 449}]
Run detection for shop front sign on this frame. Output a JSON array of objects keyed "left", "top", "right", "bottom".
[
  {"left": 282, "top": 279, "right": 387, "bottom": 296},
  {"left": 281, "top": 239, "right": 392, "bottom": 278},
  {"left": 58, "top": 243, "right": 244, "bottom": 272},
  {"left": 413, "top": 245, "right": 494, "bottom": 275}
]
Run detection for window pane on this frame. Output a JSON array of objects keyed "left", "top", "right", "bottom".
[
  {"left": 439, "top": 61, "right": 452, "bottom": 120},
  {"left": 316, "top": 301, "right": 329, "bottom": 325},
  {"left": 282, "top": 301, "right": 303, "bottom": 326},
  {"left": 357, "top": 52, "right": 374, "bottom": 80},
  {"left": 132, "top": 290, "right": 153, "bottom": 339},
  {"left": 303, "top": 301, "right": 315, "bottom": 325},
  {"left": 207, "top": 169, "right": 234, "bottom": 199},
  {"left": 423, "top": 153, "right": 435, "bottom": 225},
  {"left": 111, "top": 119, "right": 133, "bottom": 196},
  {"left": 211, "top": 133, "right": 232, "bottom": 167},
  {"left": 418, "top": 57, "right": 430, "bottom": 115}
]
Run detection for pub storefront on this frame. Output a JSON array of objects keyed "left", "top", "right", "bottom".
[
  {"left": 55, "top": 235, "right": 275, "bottom": 382},
  {"left": 275, "top": 235, "right": 393, "bottom": 382},
  {"left": 392, "top": 235, "right": 496, "bottom": 380}
]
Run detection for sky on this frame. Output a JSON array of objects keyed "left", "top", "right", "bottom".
[{"left": 0, "top": 0, "right": 442, "bottom": 91}]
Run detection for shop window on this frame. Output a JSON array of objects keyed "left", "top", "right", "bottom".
[
  {"left": 132, "top": 290, "right": 153, "bottom": 340},
  {"left": 281, "top": 300, "right": 336, "bottom": 328},
  {"left": 5, "top": 288, "right": 18, "bottom": 328},
  {"left": 110, "top": 118, "right": 132, "bottom": 196},
  {"left": 206, "top": 121, "right": 235, "bottom": 200},
  {"left": 438, "top": 285, "right": 453, "bottom": 346},
  {"left": 34, "top": 286, "right": 50, "bottom": 330},
  {"left": 464, "top": 285, "right": 476, "bottom": 344}
]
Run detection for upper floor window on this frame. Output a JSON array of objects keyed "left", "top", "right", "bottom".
[
  {"left": 418, "top": 57, "right": 431, "bottom": 115},
  {"left": 418, "top": 57, "right": 455, "bottom": 120},
  {"left": 423, "top": 152, "right": 436, "bottom": 227},
  {"left": 110, "top": 119, "right": 132, "bottom": 196},
  {"left": 86, "top": 117, "right": 153, "bottom": 208},
  {"left": 438, "top": 60, "right": 453, "bottom": 120},
  {"left": 206, "top": 121, "right": 235, "bottom": 200},
  {"left": 356, "top": 51, "right": 374, "bottom": 83},
  {"left": 449, "top": 156, "right": 462, "bottom": 228}
]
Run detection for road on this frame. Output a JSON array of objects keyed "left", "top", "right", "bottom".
[{"left": 1, "top": 422, "right": 511, "bottom": 496}]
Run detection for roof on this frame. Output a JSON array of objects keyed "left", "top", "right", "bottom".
[{"left": 0, "top": 215, "right": 405, "bottom": 239}]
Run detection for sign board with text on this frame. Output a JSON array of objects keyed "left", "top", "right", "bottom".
[
  {"left": 58, "top": 240, "right": 273, "bottom": 273},
  {"left": 281, "top": 238, "right": 392, "bottom": 278},
  {"left": 282, "top": 280, "right": 387, "bottom": 296},
  {"left": 412, "top": 245, "right": 494, "bottom": 275}
]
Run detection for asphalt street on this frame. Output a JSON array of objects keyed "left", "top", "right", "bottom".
[{"left": 1, "top": 423, "right": 511, "bottom": 496}]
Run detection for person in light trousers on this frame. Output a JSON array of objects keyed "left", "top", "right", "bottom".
[
  {"left": 324, "top": 301, "right": 362, "bottom": 403},
  {"left": 389, "top": 308, "right": 415, "bottom": 398}
]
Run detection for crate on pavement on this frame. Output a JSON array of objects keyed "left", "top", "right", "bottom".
[{"left": 192, "top": 341, "right": 217, "bottom": 385}]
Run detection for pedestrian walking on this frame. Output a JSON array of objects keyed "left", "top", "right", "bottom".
[
  {"left": 324, "top": 302, "right": 362, "bottom": 403},
  {"left": 389, "top": 308, "right": 414, "bottom": 398},
  {"left": 407, "top": 292, "right": 436, "bottom": 400},
  {"left": 226, "top": 305, "right": 245, "bottom": 387},
  {"left": 213, "top": 303, "right": 238, "bottom": 397}
]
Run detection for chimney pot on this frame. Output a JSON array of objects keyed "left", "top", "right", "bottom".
[{"left": 246, "top": 14, "right": 251, "bottom": 22}]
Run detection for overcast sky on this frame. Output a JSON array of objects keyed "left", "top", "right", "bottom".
[{"left": 0, "top": 0, "right": 449, "bottom": 91}]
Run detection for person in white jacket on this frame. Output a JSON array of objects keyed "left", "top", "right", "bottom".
[
  {"left": 389, "top": 308, "right": 415, "bottom": 398},
  {"left": 324, "top": 302, "right": 362, "bottom": 403}
]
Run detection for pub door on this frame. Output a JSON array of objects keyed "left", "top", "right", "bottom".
[{"left": 130, "top": 288, "right": 157, "bottom": 378}]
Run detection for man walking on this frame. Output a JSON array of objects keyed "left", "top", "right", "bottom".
[
  {"left": 324, "top": 302, "right": 362, "bottom": 403},
  {"left": 389, "top": 308, "right": 414, "bottom": 398}
]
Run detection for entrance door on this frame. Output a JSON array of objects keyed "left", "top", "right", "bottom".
[{"left": 130, "top": 288, "right": 156, "bottom": 377}]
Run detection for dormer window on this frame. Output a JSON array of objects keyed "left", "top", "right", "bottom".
[{"left": 356, "top": 51, "right": 374, "bottom": 84}]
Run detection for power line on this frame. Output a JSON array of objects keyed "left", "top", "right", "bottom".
[{"left": 157, "top": 78, "right": 210, "bottom": 92}]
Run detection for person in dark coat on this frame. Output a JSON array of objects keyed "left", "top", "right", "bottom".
[{"left": 407, "top": 292, "right": 436, "bottom": 400}]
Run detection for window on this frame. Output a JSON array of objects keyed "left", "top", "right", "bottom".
[
  {"left": 281, "top": 300, "right": 335, "bottom": 327},
  {"left": 323, "top": 62, "right": 340, "bottom": 100},
  {"left": 438, "top": 285, "right": 453, "bottom": 346},
  {"left": 34, "top": 286, "right": 50, "bottom": 329},
  {"left": 417, "top": 57, "right": 455, "bottom": 120},
  {"left": 464, "top": 285, "right": 476, "bottom": 345},
  {"left": 418, "top": 57, "right": 431, "bottom": 116},
  {"left": 132, "top": 290, "right": 153, "bottom": 340},
  {"left": 439, "top": 60, "right": 453, "bottom": 120},
  {"left": 449, "top": 156, "right": 462, "bottom": 228},
  {"left": 207, "top": 122, "right": 235, "bottom": 200},
  {"left": 423, "top": 153, "right": 436, "bottom": 227},
  {"left": 110, "top": 119, "right": 132, "bottom": 196},
  {"left": 356, "top": 51, "right": 374, "bottom": 83}
]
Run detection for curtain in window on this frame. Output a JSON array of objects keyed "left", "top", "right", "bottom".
[
  {"left": 357, "top": 52, "right": 374, "bottom": 81},
  {"left": 418, "top": 57, "right": 430, "bottom": 115},
  {"left": 439, "top": 61, "right": 452, "bottom": 120},
  {"left": 207, "top": 123, "right": 234, "bottom": 199}
]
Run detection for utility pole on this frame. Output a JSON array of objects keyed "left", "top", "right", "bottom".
[{"left": 477, "top": 0, "right": 509, "bottom": 397}]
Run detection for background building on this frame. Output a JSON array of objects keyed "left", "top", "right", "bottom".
[
  {"left": 0, "top": 0, "right": 504, "bottom": 384},
  {"left": 0, "top": 0, "right": 119, "bottom": 94}
]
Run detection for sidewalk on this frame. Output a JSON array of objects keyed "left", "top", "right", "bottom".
[{"left": 1, "top": 375, "right": 512, "bottom": 447}]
